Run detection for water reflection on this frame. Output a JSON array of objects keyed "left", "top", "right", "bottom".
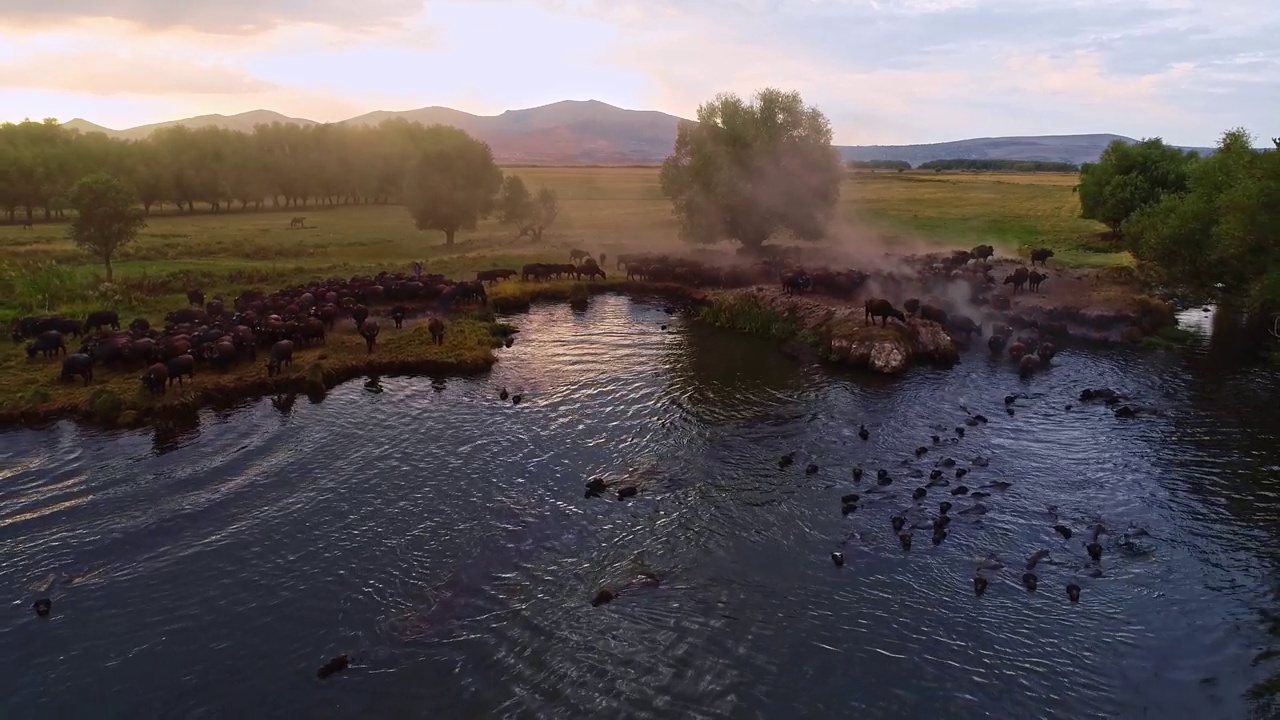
[{"left": 0, "top": 294, "right": 1278, "bottom": 718}]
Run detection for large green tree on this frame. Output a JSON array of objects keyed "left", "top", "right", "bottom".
[
  {"left": 66, "top": 173, "right": 147, "bottom": 281},
  {"left": 1076, "top": 138, "right": 1198, "bottom": 235},
  {"left": 1126, "top": 128, "right": 1280, "bottom": 307},
  {"left": 497, "top": 175, "right": 558, "bottom": 241},
  {"left": 659, "top": 88, "right": 842, "bottom": 250},
  {"left": 403, "top": 127, "right": 503, "bottom": 246}
]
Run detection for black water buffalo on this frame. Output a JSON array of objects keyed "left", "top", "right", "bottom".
[
  {"left": 864, "top": 298, "right": 906, "bottom": 327},
  {"left": 299, "top": 317, "right": 326, "bottom": 346},
  {"left": 1030, "top": 248, "right": 1055, "bottom": 267},
  {"left": 166, "top": 354, "right": 196, "bottom": 386},
  {"left": 351, "top": 305, "right": 369, "bottom": 329},
  {"left": 904, "top": 298, "right": 921, "bottom": 316},
  {"left": 129, "top": 317, "right": 151, "bottom": 336},
  {"left": 26, "top": 330, "right": 66, "bottom": 359},
  {"left": 919, "top": 304, "right": 948, "bottom": 326},
  {"left": 427, "top": 317, "right": 445, "bottom": 345},
  {"left": 569, "top": 248, "right": 590, "bottom": 262},
  {"left": 390, "top": 305, "right": 407, "bottom": 329},
  {"left": 1028, "top": 270, "right": 1048, "bottom": 293},
  {"left": 187, "top": 289, "right": 205, "bottom": 307},
  {"left": 988, "top": 334, "right": 1008, "bottom": 354},
  {"left": 476, "top": 269, "right": 518, "bottom": 285},
  {"left": 141, "top": 363, "right": 169, "bottom": 395},
  {"left": 266, "top": 340, "right": 294, "bottom": 377},
  {"left": 782, "top": 271, "right": 812, "bottom": 296},
  {"left": 83, "top": 311, "right": 120, "bottom": 333},
  {"left": 1004, "top": 267, "right": 1030, "bottom": 293},
  {"left": 205, "top": 341, "right": 239, "bottom": 369},
  {"left": 438, "top": 281, "right": 487, "bottom": 311},
  {"left": 359, "top": 319, "right": 380, "bottom": 353},
  {"left": 972, "top": 244, "right": 995, "bottom": 262},
  {"left": 948, "top": 315, "right": 983, "bottom": 339},
  {"left": 576, "top": 263, "right": 607, "bottom": 281},
  {"left": 60, "top": 353, "right": 93, "bottom": 385},
  {"left": 1037, "top": 342, "right": 1056, "bottom": 363}
]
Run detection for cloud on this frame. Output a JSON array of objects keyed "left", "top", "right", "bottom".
[
  {"left": 0, "top": 0, "right": 425, "bottom": 34},
  {"left": 0, "top": 51, "right": 277, "bottom": 95}
]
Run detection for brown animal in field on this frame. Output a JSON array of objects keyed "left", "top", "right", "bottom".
[
  {"left": 1030, "top": 248, "right": 1054, "bottom": 266},
  {"left": 864, "top": 298, "right": 906, "bottom": 327},
  {"left": 360, "top": 319, "right": 380, "bottom": 353},
  {"left": 427, "top": 317, "right": 445, "bottom": 345},
  {"left": 569, "top": 248, "right": 590, "bottom": 263},
  {"left": 1028, "top": 271, "right": 1047, "bottom": 293},
  {"left": 289, "top": 217, "right": 306, "bottom": 229},
  {"left": 1004, "top": 267, "right": 1030, "bottom": 293}
]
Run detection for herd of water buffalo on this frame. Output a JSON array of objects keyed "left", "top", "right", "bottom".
[
  {"left": 9, "top": 270, "right": 482, "bottom": 393},
  {"left": 8, "top": 243, "right": 1063, "bottom": 394}
]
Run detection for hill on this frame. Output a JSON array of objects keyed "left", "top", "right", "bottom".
[{"left": 58, "top": 101, "right": 1215, "bottom": 165}]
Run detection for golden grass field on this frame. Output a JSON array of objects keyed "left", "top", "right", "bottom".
[{"left": 0, "top": 167, "right": 1123, "bottom": 319}]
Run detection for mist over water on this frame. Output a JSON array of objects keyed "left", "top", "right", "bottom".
[{"left": 2, "top": 295, "right": 1279, "bottom": 718}]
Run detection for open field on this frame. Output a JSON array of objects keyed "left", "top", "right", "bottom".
[{"left": 0, "top": 167, "right": 1123, "bottom": 319}]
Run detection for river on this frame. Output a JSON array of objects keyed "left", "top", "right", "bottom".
[{"left": 2, "top": 296, "right": 1279, "bottom": 718}]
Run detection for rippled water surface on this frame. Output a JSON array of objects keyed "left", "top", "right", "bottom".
[{"left": 4, "top": 296, "right": 1280, "bottom": 718}]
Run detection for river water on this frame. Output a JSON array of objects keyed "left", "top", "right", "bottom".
[{"left": 3, "top": 296, "right": 1280, "bottom": 719}]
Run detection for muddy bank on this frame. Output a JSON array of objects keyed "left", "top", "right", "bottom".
[{"left": 701, "top": 288, "right": 958, "bottom": 374}]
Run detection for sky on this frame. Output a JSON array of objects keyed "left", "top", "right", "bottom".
[{"left": 0, "top": 0, "right": 1275, "bottom": 146}]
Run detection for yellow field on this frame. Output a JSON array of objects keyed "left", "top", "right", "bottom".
[{"left": 0, "top": 167, "right": 1123, "bottom": 319}]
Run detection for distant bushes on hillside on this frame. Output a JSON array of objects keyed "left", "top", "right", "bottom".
[{"left": 847, "top": 160, "right": 912, "bottom": 171}]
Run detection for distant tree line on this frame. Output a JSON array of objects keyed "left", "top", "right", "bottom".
[
  {"left": 917, "top": 159, "right": 1079, "bottom": 172},
  {"left": 847, "top": 160, "right": 912, "bottom": 171},
  {"left": 847, "top": 158, "right": 1079, "bottom": 172},
  {"left": 1078, "top": 130, "right": 1280, "bottom": 308},
  {"left": 0, "top": 117, "right": 542, "bottom": 224}
]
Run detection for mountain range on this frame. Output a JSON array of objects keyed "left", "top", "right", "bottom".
[{"left": 59, "top": 100, "right": 1215, "bottom": 167}]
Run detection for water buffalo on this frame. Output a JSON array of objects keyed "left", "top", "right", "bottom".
[
  {"left": 360, "top": 319, "right": 380, "bottom": 353},
  {"left": 141, "top": 363, "right": 169, "bottom": 395},
  {"left": 187, "top": 289, "right": 205, "bottom": 307},
  {"left": 904, "top": 298, "right": 921, "bottom": 316},
  {"left": 1018, "top": 353, "right": 1040, "bottom": 378},
  {"left": 948, "top": 315, "right": 983, "bottom": 339},
  {"left": 166, "top": 354, "right": 196, "bottom": 386},
  {"left": 205, "top": 341, "right": 239, "bottom": 370},
  {"left": 1028, "top": 271, "right": 1048, "bottom": 293},
  {"left": 1008, "top": 342, "right": 1028, "bottom": 360},
  {"left": 438, "top": 281, "right": 487, "bottom": 311},
  {"left": 972, "top": 244, "right": 995, "bottom": 262},
  {"left": 26, "top": 330, "right": 66, "bottom": 359},
  {"left": 351, "top": 305, "right": 369, "bottom": 329},
  {"left": 569, "top": 248, "right": 590, "bottom": 262},
  {"left": 266, "top": 340, "right": 294, "bottom": 377},
  {"left": 864, "top": 298, "right": 906, "bottom": 327},
  {"left": 919, "top": 304, "right": 948, "bottom": 326},
  {"left": 476, "top": 269, "right": 517, "bottom": 285},
  {"left": 988, "top": 334, "right": 1008, "bottom": 354},
  {"left": 60, "top": 353, "right": 93, "bottom": 385},
  {"left": 84, "top": 311, "right": 120, "bottom": 333},
  {"left": 781, "top": 271, "right": 812, "bottom": 296},
  {"left": 577, "top": 263, "right": 607, "bottom": 281},
  {"left": 427, "top": 317, "right": 445, "bottom": 345},
  {"left": 299, "top": 317, "right": 326, "bottom": 346},
  {"left": 129, "top": 317, "right": 151, "bottom": 336},
  {"left": 1030, "top": 248, "right": 1055, "bottom": 267},
  {"left": 1004, "top": 268, "right": 1030, "bottom": 293},
  {"left": 391, "top": 305, "right": 407, "bottom": 329},
  {"left": 1037, "top": 342, "right": 1056, "bottom": 363}
]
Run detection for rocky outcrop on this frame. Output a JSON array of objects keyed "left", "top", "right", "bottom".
[{"left": 707, "top": 287, "right": 958, "bottom": 374}]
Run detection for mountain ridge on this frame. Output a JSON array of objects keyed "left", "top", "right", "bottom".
[{"left": 55, "top": 100, "right": 1215, "bottom": 166}]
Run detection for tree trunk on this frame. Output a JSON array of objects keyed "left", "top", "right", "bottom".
[
  {"left": 444, "top": 228, "right": 456, "bottom": 246},
  {"left": 103, "top": 253, "right": 113, "bottom": 282}
]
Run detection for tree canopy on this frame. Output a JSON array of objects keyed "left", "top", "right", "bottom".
[
  {"left": 497, "top": 175, "right": 559, "bottom": 241},
  {"left": 66, "top": 173, "right": 147, "bottom": 281},
  {"left": 0, "top": 117, "right": 468, "bottom": 223},
  {"left": 659, "top": 88, "right": 843, "bottom": 250},
  {"left": 1124, "top": 129, "right": 1280, "bottom": 307},
  {"left": 1076, "top": 138, "right": 1199, "bottom": 234},
  {"left": 403, "top": 126, "right": 503, "bottom": 246}
]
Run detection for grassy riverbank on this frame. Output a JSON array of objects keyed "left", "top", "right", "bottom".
[
  {"left": 0, "top": 316, "right": 505, "bottom": 428},
  {"left": 0, "top": 167, "right": 1123, "bottom": 320}
]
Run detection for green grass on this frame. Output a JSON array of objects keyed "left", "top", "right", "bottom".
[{"left": 0, "top": 167, "right": 1128, "bottom": 321}]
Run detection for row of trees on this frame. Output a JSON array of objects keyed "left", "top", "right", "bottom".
[
  {"left": 0, "top": 117, "right": 545, "bottom": 223},
  {"left": 918, "top": 159, "right": 1078, "bottom": 172},
  {"left": 1078, "top": 131, "right": 1280, "bottom": 307}
]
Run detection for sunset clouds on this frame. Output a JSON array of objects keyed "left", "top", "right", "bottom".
[{"left": 0, "top": 0, "right": 1274, "bottom": 144}]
